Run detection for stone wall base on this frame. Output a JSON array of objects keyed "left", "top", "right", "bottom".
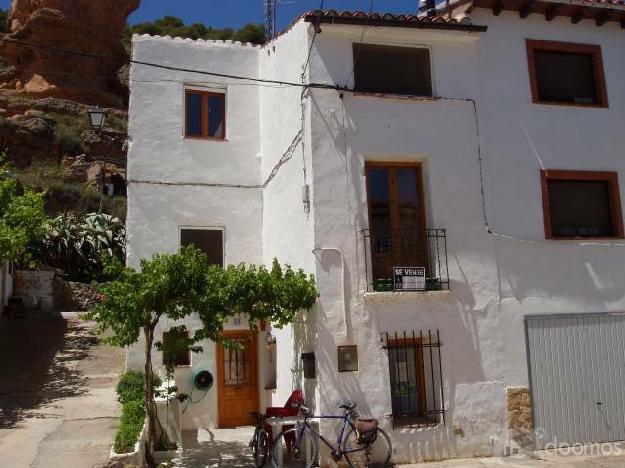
[{"left": 507, "top": 386, "right": 533, "bottom": 449}]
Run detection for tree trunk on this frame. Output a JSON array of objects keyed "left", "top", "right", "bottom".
[{"left": 143, "top": 325, "right": 157, "bottom": 468}]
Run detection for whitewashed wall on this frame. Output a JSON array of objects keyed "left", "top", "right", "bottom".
[
  {"left": 259, "top": 22, "right": 318, "bottom": 410},
  {"left": 127, "top": 11, "right": 625, "bottom": 463},
  {"left": 127, "top": 36, "right": 267, "bottom": 429},
  {"left": 304, "top": 12, "right": 625, "bottom": 464}
]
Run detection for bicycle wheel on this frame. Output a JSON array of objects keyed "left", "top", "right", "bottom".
[
  {"left": 271, "top": 426, "right": 318, "bottom": 468},
  {"left": 342, "top": 427, "right": 392, "bottom": 468},
  {"left": 251, "top": 427, "right": 269, "bottom": 467}
]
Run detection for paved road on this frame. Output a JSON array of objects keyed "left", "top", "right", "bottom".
[{"left": 0, "top": 316, "right": 124, "bottom": 468}]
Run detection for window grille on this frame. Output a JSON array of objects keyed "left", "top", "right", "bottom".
[
  {"left": 223, "top": 338, "right": 252, "bottom": 386},
  {"left": 363, "top": 229, "right": 449, "bottom": 292},
  {"left": 381, "top": 330, "right": 445, "bottom": 428}
]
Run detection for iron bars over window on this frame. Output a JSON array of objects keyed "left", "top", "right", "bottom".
[
  {"left": 363, "top": 228, "right": 449, "bottom": 292},
  {"left": 381, "top": 330, "right": 445, "bottom": 428}
]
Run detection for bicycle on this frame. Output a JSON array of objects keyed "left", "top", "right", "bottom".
[
  {"left": 250, "top": 411, "right": 270, "bottom": 467},
  {"left": 270, "top": 401, "right": 392, "bottom": 468}
]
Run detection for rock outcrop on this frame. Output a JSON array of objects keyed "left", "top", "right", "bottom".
[
  {"left": 0, "top": 92, "right": 127, "bottom": 169},
  {"left": 0, "top": 0, "right": 139, "bottom": 107}
]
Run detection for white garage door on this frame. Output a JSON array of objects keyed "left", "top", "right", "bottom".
[{"left": 526, "top": 313, "right": 625, "bottom": 449}]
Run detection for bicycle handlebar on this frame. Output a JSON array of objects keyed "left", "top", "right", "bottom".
[{"left": 289, "top": 400, "right": 311, "bottom": 415}]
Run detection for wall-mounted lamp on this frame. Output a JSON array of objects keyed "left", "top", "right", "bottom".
[{"left": 88, "top": 106, "right": 106, "bottom": 131}]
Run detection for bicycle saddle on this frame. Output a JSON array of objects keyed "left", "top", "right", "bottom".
[{"left": 338, "top": 401, "right": 357, "bottom": 411}]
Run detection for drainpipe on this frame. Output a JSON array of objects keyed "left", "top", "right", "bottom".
[{"left": 311, "top": 247, "right": 350, "bottom": 340}]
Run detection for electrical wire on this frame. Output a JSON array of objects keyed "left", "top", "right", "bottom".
[
  {"left": 0, "top": 36, "right": 349, "bottom": 92},
  {"left": 6, "top": 31, "right": 624, "bottom": 247},
  {"left": 127, "top": 129, "right": 303, "bottom": 190},
  {"left": 0, "top": 37, "right": 110, "bottom": 59},
  {"left": 297, "top": 3, "right": 325, "bottom": 214},
  {"left": 466, "top": 98, "right": 625, "bottom": 248},
  {"left": 302, "top": 2, "right": 324, "bottom": 79},
  {"left": 343, "top": 0, "right": 375, "bottom": 87}
]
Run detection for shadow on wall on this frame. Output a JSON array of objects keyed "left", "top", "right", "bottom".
[
  {"left": 291, "top": 307, "right": 318, "bottom": 412},
  {"left": 493, "top": 240, "right": 625, "bottom": 306},
  {"left": 0, "top": 318, "right": 96, "bottom": 428},
  {"left": 310, "top": 254, "right": 499, "bottom": 462}
]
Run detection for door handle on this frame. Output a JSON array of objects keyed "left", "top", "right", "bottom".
[{"left": 596, "top": 402, "right": 603, "bottom": 406}]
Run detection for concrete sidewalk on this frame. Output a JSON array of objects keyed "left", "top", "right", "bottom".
[
  {"left": 165, "top": 426, "right": 625, "bottom": 467},
  {"left": 401, "top": 447, "right": 625, "bottom": 467},
  {"left": 0, "top": 315, "right": 124, "bottom": 468}
]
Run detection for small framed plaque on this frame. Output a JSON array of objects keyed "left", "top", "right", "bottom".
[{"left": 338, "top": 345, "right": 359, "bottom": 372}]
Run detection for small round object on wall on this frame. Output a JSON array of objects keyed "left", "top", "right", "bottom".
[{"left": 193, "top": 369, "right": 214, "bottom": 391}]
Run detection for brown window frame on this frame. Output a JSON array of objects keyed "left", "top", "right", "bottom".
[
  {"left": 184, "top": 89, "right": 226, "bottom": 140},
  {"left": 180, "top": 227, "right": 225, "bottom": 268},
  {"left": 364, "top": 162, "right": 429, "bottom": 287},
  {"left": 526, "top": 39, "right": 608, "bottom": 108},
  {"left": 162, "top": 330, "right": 191, "bottom": 367},
  {"left": 353, "top": 44, "right": 433, "bottom": 97},
  {"left": 365, "top": 162, "right": 427, "bottom": 237},
  {"left": 541, "top": 169, "right": 624, "bottom": 240},
  {"left": 387, "top": 337, "right": 428, "bottom": 423}
]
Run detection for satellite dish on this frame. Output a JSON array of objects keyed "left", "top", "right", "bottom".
[{"left": 193, "top": 370, "right": 214, "bottom": 391}]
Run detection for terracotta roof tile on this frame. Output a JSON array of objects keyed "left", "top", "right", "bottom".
[
  {"left": 583, "top": 0, "right": 625, "bottom": 6},
  {"left": 301, "top": 9, "right": 486, "bottom": 31}
]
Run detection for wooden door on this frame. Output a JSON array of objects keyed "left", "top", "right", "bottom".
[
  {"left": 365, "top": 163, "right": 427, "bottom": 284},
  {"left": 216, "top": 332, "right": 259, "bottom": 427}
]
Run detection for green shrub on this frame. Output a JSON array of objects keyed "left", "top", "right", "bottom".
[
  {"left": 114, "top": 399, "right": 146, "bottom": 454},
  {"left": 49, "top": 113, "right": 88, "bottom": 156},
  {"left": 56, "top": 125, "right": 85, "bottom": 155},
  {"left": 116, "top": 371, "right": 145, "bottom": 404},
  {"left": 113, "top": 372, "right": 164, "bottom": 454},
  {"left": 105, "top": 113, "right": 128, "bottom": 133}
]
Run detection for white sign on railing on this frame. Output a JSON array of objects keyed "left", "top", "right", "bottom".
[{"left": 393, "top": 267, "right": 426, "bottom": 291}]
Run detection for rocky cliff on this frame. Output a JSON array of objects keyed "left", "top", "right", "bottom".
[
  {"left": 0, "top": 0, "right": 139, "bottom": 107},
  {"left": 0, "top": 1, "right": 136, "bottom": 219}
]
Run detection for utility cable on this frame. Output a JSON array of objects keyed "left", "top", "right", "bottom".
[
  {"left": 7, "top": 33, "right": 623, "bottom": 247},
  {"left": 343, "top": 0, "right": 375, "bottom": 87},
  {"left": 127, "top": 129, "right": 303, "bottom": 189}
]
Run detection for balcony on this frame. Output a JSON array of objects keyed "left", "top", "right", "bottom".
[{"left": 362, "top": 228, "right": 449, "bottom": 293}]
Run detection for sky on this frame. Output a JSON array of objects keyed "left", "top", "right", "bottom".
[{"left": 0, "top": 1, "right": 423, "bottom": 30}]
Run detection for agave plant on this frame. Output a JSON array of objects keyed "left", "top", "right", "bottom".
[{"left": 32, "top": 212, "right": 125, "bottom": 282}]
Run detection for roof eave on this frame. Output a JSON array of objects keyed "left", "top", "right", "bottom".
[
  {"left": 303, "top": 13, "right": 488, "bottom": 33},
  {"left": 439, "top": 0, "right": 625, "bottom": 21}
]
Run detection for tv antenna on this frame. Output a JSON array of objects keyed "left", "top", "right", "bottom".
[{"left": 264, "top": 0, "right": 277, "bottom": 40}]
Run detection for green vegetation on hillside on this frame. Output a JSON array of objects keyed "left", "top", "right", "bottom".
[
  {"left": 124, "top": 16, "right": 266, "bottom": 45},
  {"left": 0, "top": 9, "right": 7, "bottom": 34},
  {"left": 16, "top": 161, "right": 127, "bottom": 220}
]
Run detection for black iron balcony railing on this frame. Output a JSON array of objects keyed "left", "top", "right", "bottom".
[{"left": 362, "top": 228, "right": 449, "bottom": 292}]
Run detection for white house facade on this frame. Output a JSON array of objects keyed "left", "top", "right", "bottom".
[{"left": 126, "top": 1, "right": 625, "bottom": 464}]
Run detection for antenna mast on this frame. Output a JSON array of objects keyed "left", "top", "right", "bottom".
[{"left": 264, "top": 0, "right": 275, "bottom": 40}]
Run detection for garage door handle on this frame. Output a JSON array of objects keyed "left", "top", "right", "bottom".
[{"left": 596, "top": 402, "right": 603, "bottom": 405}]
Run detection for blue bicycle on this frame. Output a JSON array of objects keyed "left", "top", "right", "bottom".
[{"left": 270, "top": 401, "right": 392, "bottom": 468}]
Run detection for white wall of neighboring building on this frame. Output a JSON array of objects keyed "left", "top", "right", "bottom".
[
  {"left": 471, "top": 11, "right": 625, "bottom": 391},
  {"left": 301, "top": 11, "right": 625, "bottom": 463}
]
